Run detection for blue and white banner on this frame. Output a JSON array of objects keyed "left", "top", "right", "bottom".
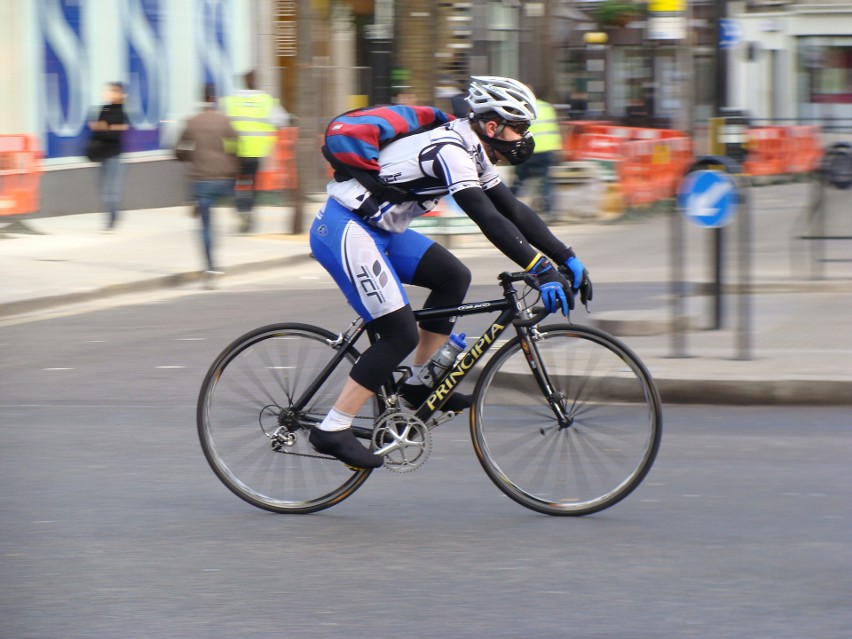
[
  {"left": 124, "top": 0, "right": 165, "bottom": 152},
  {"left": 35, "top": 0, "right": 249, "bottom": 159},
  {"left": 40, "top": 0, "right": 89, "bottom": 158},
  {"left": 197, "top": 0, "right": 235, "bottom": 101}
]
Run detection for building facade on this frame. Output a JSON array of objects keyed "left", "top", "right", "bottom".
[
  {"left": 0, "top": 0, "right": 273, "bottom": 214},
  {"left": 732, "top": 0, "right": 852, "bottom": 125},
  {"left": 3, "top": 0, "right": 850, "bottom": 215}
]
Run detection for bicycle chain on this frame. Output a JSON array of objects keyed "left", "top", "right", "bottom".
[
  {"left": 269, "top": 404, "right": 431, "bottom": 470},
  {"left": 274, "top": 448, "right": 339, "bottom": 462}
]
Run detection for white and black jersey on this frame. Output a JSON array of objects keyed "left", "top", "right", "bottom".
[{"left": 327, "top": 118, "right": 500, "bottom": 233}]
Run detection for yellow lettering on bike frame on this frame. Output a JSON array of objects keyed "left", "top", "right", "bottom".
[{"left": 426, "top": 322, "right": 505, "bottom": 411}]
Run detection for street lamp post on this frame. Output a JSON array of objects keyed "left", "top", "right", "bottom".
[
  {"left": 583, "top": 31, "right": 608, "bottom": 118},
  {"left": 366, "top": 0, "right": 393, "bottom": 104}
]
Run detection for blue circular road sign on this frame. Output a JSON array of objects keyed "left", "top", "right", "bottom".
[{"left": 678, "top": 170, "right": 739, "bottom": 228}]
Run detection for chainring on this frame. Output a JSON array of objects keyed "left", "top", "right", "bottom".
[{"left": 371, "top": 408, "right": 431, "bottom": 473}]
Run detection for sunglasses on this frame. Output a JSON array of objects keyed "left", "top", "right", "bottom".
[{"left": 501, "top": 120, "right": 531, "bottom": 135}]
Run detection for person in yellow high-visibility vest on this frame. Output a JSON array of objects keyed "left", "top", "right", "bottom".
[
  {"left": 222, "top": 71, "right": 289, "bottom": 233},
  {"left": 510, "top": 92, "right": 563, "bottom": 222}
]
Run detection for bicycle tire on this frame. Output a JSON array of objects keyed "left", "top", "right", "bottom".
[
  {"left": 197, "top": 323, "right": 374, "bottom": 514},
  {"left": 470, "top": 323, "right": 662, "bottom": 516}
]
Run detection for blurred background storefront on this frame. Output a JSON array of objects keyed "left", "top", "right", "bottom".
[{"left": 1, "top": 0, "right": 850, "bottom": 213}]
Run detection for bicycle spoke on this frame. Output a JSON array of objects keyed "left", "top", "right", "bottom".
[
  {"left": 471, "top": 325, "right": 661, "bottom": 516},
  {"left": 198, "top": 324, "right": 373, "bottom": 514},
  {"left": 255, "top": 339, "right": 293, "bottom": 400}
]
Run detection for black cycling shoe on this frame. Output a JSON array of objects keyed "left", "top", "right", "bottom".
[
  {"left": 308, "top": 428, "right": 384, "bottom": 469},
  {"left": 399, "top": 382, "right": 472, "bottom": 412}
]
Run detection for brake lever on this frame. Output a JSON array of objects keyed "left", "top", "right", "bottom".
[{"left": 522, "top": 273, "right": 539, "bottom": 289}]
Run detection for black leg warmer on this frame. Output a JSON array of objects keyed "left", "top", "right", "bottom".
[
  {"left": 410, "top": 243, "right": 471, "bottom": 334},
  {"left": 349, "top": 305, "right": 420, "bottom": 393}
]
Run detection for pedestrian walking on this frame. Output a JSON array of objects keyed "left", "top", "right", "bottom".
[
  {"left": 175, "top": 84, "right": 239, "bottom": 287},
  {"left": 87, "top": 82, "right": 129, "bottom": 231},
  {"left": 222, "top": 71, "right": 288, "bottom": 234},
  {"left": 510, "top": 88, "right": 563, "bottom": 222}
]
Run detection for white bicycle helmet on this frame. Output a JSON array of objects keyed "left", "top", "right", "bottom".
[{"left": 465, "top": 76, "right": 538, "bottom": 122}]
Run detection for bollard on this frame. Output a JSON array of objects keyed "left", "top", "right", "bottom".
[{"left": 674, "top": 155, "right": 752, "bottom": 360}]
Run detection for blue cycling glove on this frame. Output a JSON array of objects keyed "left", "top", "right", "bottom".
[
  {"left": 565, "top": 252, "right": 593, "bottom": 306},
  {"left": 528, "top": 256, "right": 573, "bottom": 316}
]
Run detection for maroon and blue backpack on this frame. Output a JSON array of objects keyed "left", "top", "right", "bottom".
[{"left": 321, "top": 105, "right": 454, "bottom": 203}]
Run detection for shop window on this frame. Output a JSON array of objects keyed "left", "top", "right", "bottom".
[{"left": 799, "top": 37, "right": 852, "bottom": 105}]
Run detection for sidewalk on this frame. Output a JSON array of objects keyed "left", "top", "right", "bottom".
[
  {"left": 0, "top": 205, "right": 314, "bottom": 315},
  {"left": 2, "top": 185, "right": 851, "bottom": 405}
]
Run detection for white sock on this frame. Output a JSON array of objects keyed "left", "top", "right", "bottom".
[
  {"left": 406, "top": 365, "right": 425, "bottom": 386},
  {"left": 318, "top": 407, "right": 355, "bottom": 432}
]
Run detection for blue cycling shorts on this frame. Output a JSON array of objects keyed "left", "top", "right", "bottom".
[{"left": 309, "top": 198, "right": 435, "bottom": 322}]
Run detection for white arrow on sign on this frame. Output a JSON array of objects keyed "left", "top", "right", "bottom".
[{"left": 687, "top": 179, "right": 733, "bottom": 219}]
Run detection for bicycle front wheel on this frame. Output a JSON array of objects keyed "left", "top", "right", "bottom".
[
  {"left": 197, "top": 323, "right": 375, "bottom": 514},
  {"left": 471, "top": 324, "right": 662, "bottom": 516}
]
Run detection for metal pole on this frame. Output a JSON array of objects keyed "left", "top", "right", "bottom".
[
  {"left": 713, "top": 0, "right": 728, "bottom": 112},
  {"left": 815, "top": 171, "right": 826, "bottom": 280},
  {"left": 711, "top": 227, "right": 723, "bottom": 329},
  {"left": 291, "top": 0, "right": 315, "bottom": 234},
  {"left": 735, "top": 180, "right": 752, "bottom": 360},
  {"left": 710, "top": 0, "right": 727, "bottom": 330},
  {"left": 711, "top": 0, "right": 726, "bottom": 332},
  {"left": 670, "top": 198, "right": 688, "bottom": 357}
]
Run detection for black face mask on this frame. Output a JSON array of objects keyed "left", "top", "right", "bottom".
[{"left": 484, "top": 132, "right": 536, "bottom": 165}]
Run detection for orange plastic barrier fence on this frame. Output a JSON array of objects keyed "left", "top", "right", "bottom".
[
  {"left": 617, "top": 141, "right": 660, "bottom": 206},
  {"left": 574, "top": 133, "right": 626, "bottom": 161},
  {"left": 618, "top": 135, "right": 694, "bottom": 207},
  {"left": 665, "top": 135, "right": 695, "bottom": 192},
  {"left": 245, "top": 121, "right": 821, "bottom": 206},
  {"left": 785, "top": 125, "right": 822, "bottom": 174},
  {"left": 0, "top": 135, "right": 42, "bottom": 215},
  {"left": 743, "top": 125, "right": 823, "bottom": 176},
  {"left": 560, "top": 121, "right": 611, "bottom": 161},
  {"left": 254, "top": 127, "right": 298, "bottom": 191},
  {"left": 564, "top": 125, "right": 694, "bottom": 207},
  {"left": 742, "top": 126, "right": 788, "bottom": 176}
]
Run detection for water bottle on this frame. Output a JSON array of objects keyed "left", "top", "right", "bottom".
[{"left": 417, "top": 333, "right": 467, "bottom": 388}]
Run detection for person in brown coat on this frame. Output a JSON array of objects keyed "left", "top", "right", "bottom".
[{"left": 176, "top": 84, "right": 239, "bottom": 284}]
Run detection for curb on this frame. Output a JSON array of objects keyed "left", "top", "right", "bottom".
[
  {"left": 590, "top": 310, "right": 698, "bottom": 337},
  {"left": 486, "top": 371, "right": 852, "bottom": 407},
  {"left": 700, "top": 280, "right": 852, "bottom": 295},
  {"left": 0, "top": 253, "right": 312, "bottom": 318},
  {"left": 655, "top": 377, "right": 852, "bottom": 406}
]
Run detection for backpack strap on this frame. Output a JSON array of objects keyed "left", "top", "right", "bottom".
[{"left": 322, "top": 144, "right": 410, "bottom": 205}]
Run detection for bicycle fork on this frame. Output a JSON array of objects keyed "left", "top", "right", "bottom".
[{"left": 518, "top": 326, "right": 573, "bottom": 431}]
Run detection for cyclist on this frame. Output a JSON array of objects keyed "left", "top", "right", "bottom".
[{"left": 308, "top": 76, "right": 593, "bottom": 469}]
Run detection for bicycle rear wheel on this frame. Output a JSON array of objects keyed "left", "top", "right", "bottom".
[
  {"left": 471, "top": 324, "right": 662, "bottom": 516},
  {"left": 197, "top": 323, "right": 375, "bottom": 514}
]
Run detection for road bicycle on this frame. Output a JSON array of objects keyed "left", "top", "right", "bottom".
[{"left": 197, "top": 270, "right": 662, "bottom": 516}]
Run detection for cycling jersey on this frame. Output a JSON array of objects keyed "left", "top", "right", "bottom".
[
  {"left": 327, "top": 118, "right": 500, "bottom": 233},
  {"left": 313, "top": 111, "right": 576, "bottom": 328}
]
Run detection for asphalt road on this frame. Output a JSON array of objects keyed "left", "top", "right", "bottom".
[{"left": 1, "top": 273, "right": 850, "bottom": 639}]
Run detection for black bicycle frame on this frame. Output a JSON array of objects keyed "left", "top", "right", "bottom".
[
  {"left": 410, "top": 274, "right": 568, "bottom": 427},
  {"left": 410, "top": 298, "right": 516, "bottom": 421},
  {"left": 291, "top": 271, "right": 567, "bottom": 436}
]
